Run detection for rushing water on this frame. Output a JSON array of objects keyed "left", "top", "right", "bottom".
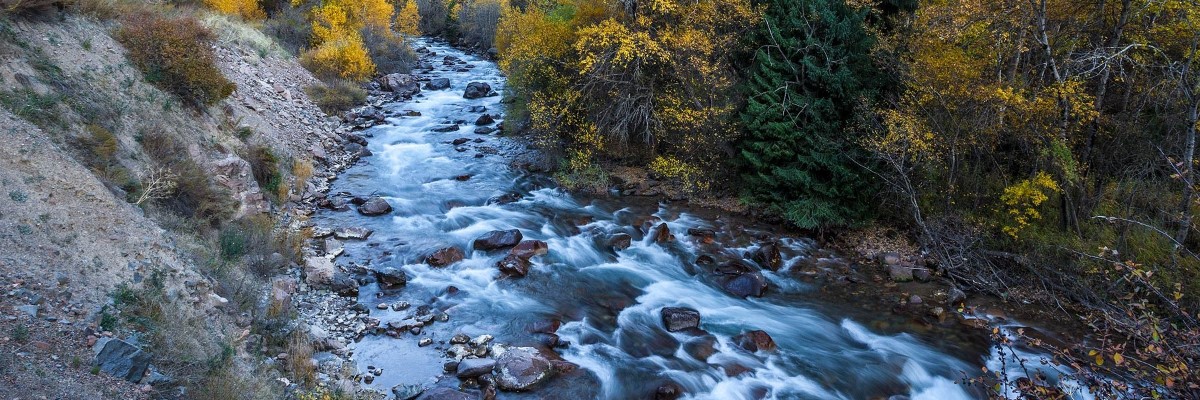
[{"left": 313, "top": 39, "right": 1091, "bottom": 400}]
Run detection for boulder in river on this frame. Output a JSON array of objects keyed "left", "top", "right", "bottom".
[
  {"left": 426, "top": 247, "right": 465, "bottom": 267},
  {"left": 486, "top": 192, "right": 523, "bottom": 205},
  {"left": 416, "top": 387, "right": 472, "bottom": 400},
  {"left": 456, "top": 358, "right": 497, "bottom": 378},
  {"left": 93, "top": 338, "right": 151, "bottom": 382},
  {"left": 888, "top": 265, "right": 914, "bottom": 282},
  {"left": 426, "top": 77, "right": 450, "bottom": 90},
  {"left": 378, "top": 73, "right": 421, "bottom": 97},
  {"left": 609, "top": 233, "right": 632, "bottom": 251},
  {"left": 660, "top": 307, "right": 701, "bottom": 332},
  {"left": 358, "top": 196, "right": 392, "bottom": 216},
  {"left": 655, "top": 380, "right": 685, "bottom": 400},
  {"left": 722, "top": 271, "right": 767, "bottom": 298},
  {"left": 497, "top": 254, "right": 530, "bottom": 277},
  {"left": 732, "top": 330, "right": 777, "bottom": 352},
  {"left": 494, "top": 346, "right": 553, "bottom": 391},
  {"left": 464, "top": 82, "right": 493, "bottom": 99},
  {"left": 432, "top": 124, "right": 460, "bottom": 133},
  {"left": 652, "top": 223, "right": 674, "bottom": 243},
  {"left": 392, "top": 384, "right": 425, "bottom": 400},
  {"left": 686, "top": 228, "right": 715, "bottom": 244},
  {"left": 510, "top": 240, "right": 548, "bottom": 259},
  {"left": 475, "top": 114, "right": 495, "bottom": 125},
  {"left": 333, "top": 226, "right": 373, "bottom": 240},
  {"left": 475, "top": 126, "right": 497, "bottom": 135},
  {"left": 377, "top": 267, "right": 407, "bottom": 288},
  {"left": 474, "top": 229, "right": 523, "bottom": 250},
  {"left": 751, "top": 242, "right": 783, "bottom": 271}
]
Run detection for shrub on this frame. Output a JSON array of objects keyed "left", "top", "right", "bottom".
[
  {"left": 360, "top": 26, "right": 415, "bottom": 74},
  {"left": 300, "top": 33, "right": 375, "bottom": 81},
  {"left": 76, "top": 124, "right": 139, "bottom": 199},
  {"left": 115, "top": 13, "right": 235, "bottom": 107},
  {"left": 139, "top": 131, "right": 236, "bottom": 226},
  {"left": 263, "top": 3, "right": 311, "bottom": 55},
  {"left": 304, "top": 80, "right": 365, "bottom": 115},
  {"left": 203, "top": 0, "right": 264, "bottom": 20},
  {"left": 244, "top": 144, "right": 281, "bottom": 201},
  {"left": 0, "top": 88, "right": 64, "bottom": 129}
]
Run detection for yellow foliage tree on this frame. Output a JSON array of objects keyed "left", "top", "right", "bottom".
[
  {"left": 999, "top": 172, "right": 1061, "bottom": 239},
  {"left": 205, "top": 0, "right": 265, "bottom": 20},
  {"left": 396, "top": 0, "right": 421, "bottom": 36},
  {"left": 302, "top": 32, "right": 376, "bottom": 80}
]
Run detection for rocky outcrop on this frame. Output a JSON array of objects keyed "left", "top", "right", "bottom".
[{"left": 209, "top": 155, "right": 268, "bottom": 219}]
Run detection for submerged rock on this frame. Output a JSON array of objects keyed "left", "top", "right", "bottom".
[
  {"left": 456, "top": 358, "right": 497, "bottom": 378},
  {"left": 732, "top": 330, "right": 777, "bottom": 352},
  {"left": 497, "top": 254, "right": 530, "bottom": 277},
  {"left": 660, "top": 307, "right": 701, "bottom": 332},
  {"left": 609, "top": 233, "right": 632, "bottom": 250},
  {"left": 426, "top": 77, "right": 450, "bottom": 90},
  {"left": 509, "top": 240, "right": 548, "bottom": 259},
  {"left": 652, "top": 223, "right": 674, "bottom": 243},
  {"left": 752, "top": 243, "right": 783, "bottom": 271},
  {"left": 377, "top": 267, "right": 407, "bottom": 288},
  {"left": 722, "top": 272, "right": 767, "bottom": 298}
]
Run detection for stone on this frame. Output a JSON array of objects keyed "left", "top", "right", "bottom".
[
  {"left": 15, "top": 304, "right": 37, "bottom": 318},
  {"left": 909, "top": 294, "right": 923, "bottom": 304},
  {"left": 752, "top": 243, "right": 783, "bottom": 271},
  {"left": 475, "top": 114, "right": 495, "bottom": 126},
  {"left": 392, "top": 384, "right": 425, "bottom": 400},
  {"left": 93, "top": 338, "right": 151, "bottom": 382},
  {"left": 426, "top": 247, "right": 465, "bottom": 267},
  {"left": 358, "top": 196, "right": 392, "bottom": 216},
  {"left": 451, "top": 137, "right": 470, "bottom": 145},
  {"left": 419, "top": 338, "right": 433, "bottom": 347},
  {"left": 656, "top": 380, "right": 685, "bottom": 400},
  {"left": 947, "top": 288, "right": 966, "bottom": 306},
  {"left": 888, "top": 265, "right": 913, "bottom": 282},
  {"left": 686, "top": 228, "right": 715, "bottom": 244},
  {"left": 682, "top": 335, "right": 718, "bottom": 361},
  {"left": 509, "top": 240, "right": 548, "bottom": 259},
  {"left": 913, "top": 268, "right": 932, "bottom": 282},
  {"left": 426, "top": 78, "right": 450, "bottom": 90},
  {"left": 377, "top": 267, "right": 407, "bottom": 288},
  {"left": 378, "top": 73, "right": 421, "bottom": 96},
  {"left": 456, "top": 358, "right": 497, "bottom": 378},
  {"left": 333, "top": 226, "right": 373, "bottom": 240},
  {"left": 494, "top": 346, "right": 553, "bottom": 391},
  {"left": 732, "top": 330, "right": 777, "bottom": 352},
  {"left": 497, "top": 254, "right": 530, "bottom": 277},
  {"left": 722, "top": 272, "right": 767, "bottom": 298},
  {"left": 486, "top": 193, "right": 522, "bottom": 205},
  {"left": 473, "top": 229, "right": 523, "bottom": 250},
  {"left": 450, "top": 334, "right": 470, "bottom": 344},
  {"left": 471, "top": 335, "right": 494, "bottom": 347},
  {"left": 304, "top": 257, "right": 337, "bottom": 286},
  {"left": 880, "top": 252, "right": 902, "bottom": 266},
  {"left": 652, "top": 223, "right": 673, "bottom": 243},
  {"left": 464, "top": 82, "right": 493, "bottom": 99},
  {"left": 609, "top": 233, "right": 632, "bottom": 251},
  {"left": 474, "top": 126, "right": 497, "bottom": 135},
  {"left": 432, "top": 124, "right": 460, "bottom": 133},
  {"left": 660, "top": 307, "right": 701, "bottom": 332},
  {"left": 416, "top": 387, "right": 471, "bottom": 400}
]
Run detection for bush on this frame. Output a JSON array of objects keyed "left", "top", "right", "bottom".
[
  {"left": 360, "top": 27, "right": 415, "bottom": 75},
  {"left": 304, "top": 80, "right": 365, "bottom": 115},
  {"left": 244, "top": 144, "right": 281, "bottom": 201},
  {"left": 138, "top": 131, "right": 235, "bottom": 226},
  {"left": 300, "top": 33, "right": 375, "bottom": 81},
  {"left": 115, "top": 13, "right": 235, "bottom": 107},
  {"left": 263, "top": 3, "right": 311, "bottom": 55},
  {"left": 203, "top": 0, "right": 264, "bottom": 19}
]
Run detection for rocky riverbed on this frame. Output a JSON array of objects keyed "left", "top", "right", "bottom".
[{"left": 278, "top": 39, "right": 1094, "bottom": 400}]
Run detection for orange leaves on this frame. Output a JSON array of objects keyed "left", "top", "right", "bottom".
[{"left": 115, "top": 13, "right": 235, "bottom": 107}]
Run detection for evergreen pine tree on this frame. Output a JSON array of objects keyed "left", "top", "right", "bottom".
[{"left": 738, "top": 0, "right": 883, "bottom": 229}]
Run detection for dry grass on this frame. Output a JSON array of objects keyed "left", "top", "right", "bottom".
[
  {"left": 286, "top": 329, "right": 315, "bottom": 386},
  {"left": 200, "top": 12, "right": 287, "bottom": 59}
]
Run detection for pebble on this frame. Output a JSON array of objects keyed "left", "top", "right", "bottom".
[
  {"left": 376, "top": 303, "right": 389, "bottom": 310},
  {"left": 418, "top": 338, "right": 433, "bottom": 347}
]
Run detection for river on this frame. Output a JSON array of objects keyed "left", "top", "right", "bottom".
[{"left": 310, "top": 38, "right": 1092, "bottom": 400}]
